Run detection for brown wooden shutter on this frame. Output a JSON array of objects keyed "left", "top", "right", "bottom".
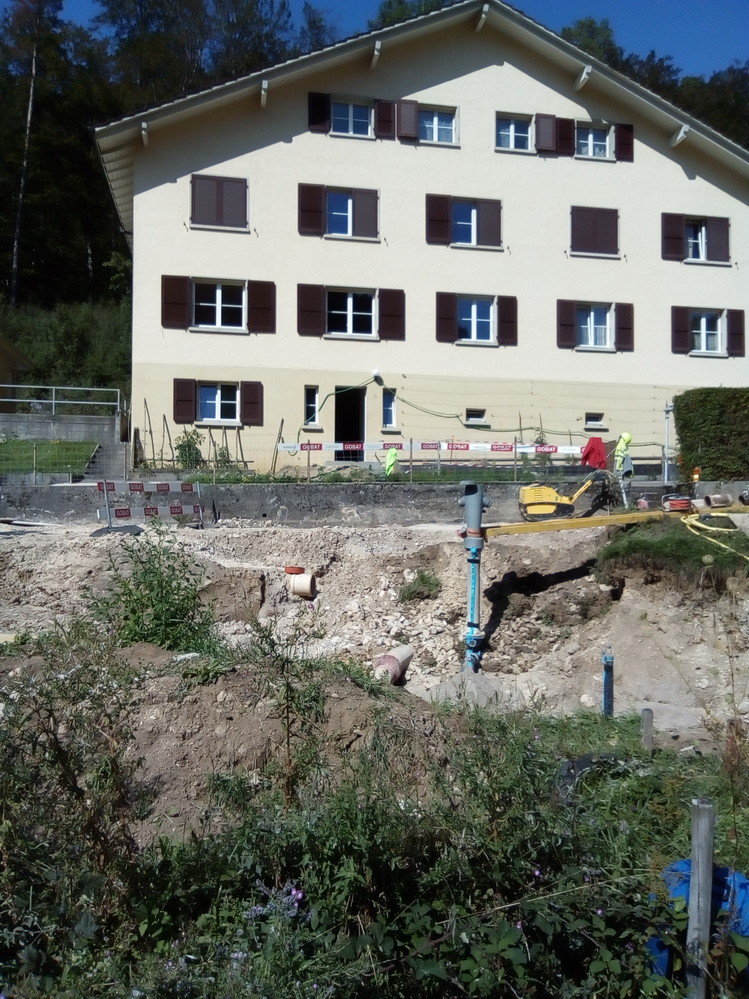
[
  {"left": 477, "top": 200, "right": 502, "bottom": 247},
  {"left": 671, "top": 306, "right": 691, "bottom": 353},
  {"left": 534, "top": 114, "right": 557, "bottom": 152},
  {"left": 308, "top": 92, "right": 330, "bottom": 133},
  {"left": 191, "top": 175, "right": 219, "bottom": 225},
  {"left": 727, "top": 310, "right": 745, "bottom": 357},
  {"left": 374, "top": 100, "right": 395, "bottom": 139},
  {"left": 240, "top": 381, "right": 264, "bottom": 426},
  {"left": 298, "top": 184, "right": 325, "bottom": 235},
  {"left": 297, "top": 284, "right": 325, "bottom": 336},
  {"left": 221, "top": 178, "right": 248, "bottom": 228},
  {"left": 662, "top": 214, "right": 686, "bottom": 260},
  {"left": 397, "top": 99, "right": 419, "bottom": 139},
  {"left": 497, "top": 296, "right": 517, "bottom": 346},
  {"left": 426, "top": 194, "right": 451, "bottom": 244},
  {"left": 162, "top": 275, "right": 191, "bottom": 328},
  {"left": 173, "top": 379, "right": 196, "bottom": 424},
  {"left": 248, "top": 281, "right": 275, "bottom": 333},
  {"left": 556, "top": 117, "right": 575, "bottom": 156},
  {"left": 556, "top": 300, "right": 577, "bottom": 348},
  {"left": 706, "top": 217, "right": 730, "bottom": 262},
  {"left": 571, "top": 206, "right": 618, "bottom": 254},
  {"left": 352, "top": 189, "right": 378, "bottom": 238},
  {"left": 614, "top": 302, "right": 634, "bottom": 351},
  {"left": 615, "top": 123, "right": 634, "bottom": 161},
  {"left": 378, "top": 288, "right": 405, "bottom": 340},
  {"left": 436, "top": 293, "right": 457, "bottom": 342}
]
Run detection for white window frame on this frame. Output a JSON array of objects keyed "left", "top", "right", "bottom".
[
  {"left": 685, "top": 219, "right": 707, "bottom": 261},
  {"left": 325, "top": 288, "right": 376, "bottom": 337},
  {"left": 192, "top": 280, "right": 246, "bottom": 331},
  {"left": 304, "top": 385, "right": 320, "bottom": 426},
  {"left": 465, "top": 408, "right": 487, "bottom": 425},
  {"left": 584, "top": 411, "right": 606, "bottom": 429},
  {"left": 382, "top": 388, "right": 397, "bottom": 429},
  {"left": 495, "top": 114, "right": 532, "bottom": 152},
  {"left": 576, "top": 303, "right": 612, "bottom": 349},
  {"left": 690, "top": 309, "right": 723, "bottom": 354},
  {"left": 452, "top": 200, "right": 477, "bottom": 245},
  {"left": 418, "top": 106, "right": 457, "bottom": 144},
  {"left": 331, "top": 99, "right": 372, "bottom": 137},
  {"left": 326, "top": 190, "right": 353, "bottom": 236},
  {"left": 457, "top": 296, "right": 494, "bottom": 343},
  {"left": 197, "top": 382, "right": 239, "bottom": 424},
  {"left": 575, "top": 122, "right": 612, "bottom": 160}
]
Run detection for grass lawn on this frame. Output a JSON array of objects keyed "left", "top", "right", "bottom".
[{"left": 0, "top": 438, "right": 97, "bottom": 474}]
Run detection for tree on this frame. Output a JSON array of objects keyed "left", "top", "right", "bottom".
[
  {"left": 678, "top": 62, "right": 749, "bottom": 150},
  {"left": 368, "top": 0, "right": 443, "bottom": 32},
  {"left": 294, "top": 1, "right": 336, "bottom": 53},
  {"left": 560, "top": 17, "right": 624, "bottom": 70},
  {"left": 206, "top": 0, "right": 294, "bottom": 83}
]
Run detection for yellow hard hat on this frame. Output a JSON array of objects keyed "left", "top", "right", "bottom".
[{"left": 620, "top": 432, "right": 632, "bottom": 444}]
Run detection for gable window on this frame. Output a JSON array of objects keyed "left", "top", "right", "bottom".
[
  {"left": 304, "top": 385, "right": 320, "bottom": 425},
  {"left": 576, "top": 304, "right": 611, "bottom": 348},
  {"left": 661, "top": 214, "right": 730, "bottom": 263},
  {"left": 299, "top": 184, "right": 378, "bottom": 238},
  {"left": 557, "top": 300, "right": 634, "bottom": 351},
  {"left": 198, "top": 383, "right": 238, "bottom": 423},
  {"left": 426, "top": 195, "right": 501, "bottom": 247},
  {"left": 382, "top": 389, "right": 396, "bottom": 429},
  {"left": 327, "top": 290, "right": 375, "bottom": 336},
  {"left": 418, "top": 107, "right": 456, "bottom": 144},
  {"left": 458, "top": 297, "right": 493, "bottom": 342},
  {"left": 576, "top": 123, "right": 611, "bottom": 159},
  {"left": 496, "top": 115, "right": 531, "bottom": 151},
  {"left": 331, "top": 100, "right": 371, "bottom": 136},
  {"left": 194, "top": 281, "right": 245, "bottom": 330},
  {"left": 191, "top": 175, "right": 247, "bottom": 229},
  {"left": 570, "top": 206, "right": 619, "bottom": 256}
]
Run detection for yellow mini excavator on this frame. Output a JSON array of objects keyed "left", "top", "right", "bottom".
[{"left": 518, "top": 469, "right": 620, "bottom": 522}]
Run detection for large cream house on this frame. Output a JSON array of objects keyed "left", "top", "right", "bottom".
[{"left": 96, "top": 0, "right": 748, "bottom": 472}]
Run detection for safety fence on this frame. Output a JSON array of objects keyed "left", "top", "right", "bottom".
[{"left": 96, "top": 480, "right": 204, "bottom": 526}]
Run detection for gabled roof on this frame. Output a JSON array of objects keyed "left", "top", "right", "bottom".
[{"left": 96, "top": 0, "right": 749, "bottom": 246}]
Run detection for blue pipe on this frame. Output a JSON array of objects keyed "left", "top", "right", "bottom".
[{"left": 602, "top": 648, "right": 614, "bottom": 716}]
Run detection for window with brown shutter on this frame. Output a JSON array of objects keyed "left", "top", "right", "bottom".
[
  {"left": 240, "top": 381, "right": 264, "bottom": 426},
  {"left": 397, "top": 100, "right": 419, "bottom": 140},
  {"left": 378, "top": 289, "right": 406, "bottom": 341},
  {"left": 435, "top": 293, "right": 458, "bottom": 342},
  {"left": 352, "top": 189, "right": 378, "bottom": 238},
  {"left": 571, "top": 207, "right": 619, "bottom": 255},
  {"left": 727, "top": 310, "right": 745, "bottom": 357},
  {"left": 308, "top": 92, "right": 330, "bottom": 133},
  {"left": 298, "top": 184, "right": 325, "bottom": 235},
  {"left": 556, "top": 118, "right": 575, "bottom": 156},
  {"left": 191, "top": 175, "right": 248, "bottom": 228},
  {"left": 374, "top": 100, "right": 395, "bottom": 139},
  {"left": 556, "top": 300, "right": 577, "bottom": 348},
  {"left": 615, "top": 123, "right": 634, "bottom": 161},
  {"left": 671, "top": 307, "right": 691, "bottom": 353},
  {"left": 662, "top": 214, "right": 730, "bottom": 262},
  {"left": 248, "top": 281, "right": 276, "bottom": 333},
  {"left": 162, "top": 276, "right": 191, "bottom": 329},
  {"left": 497, "top": 296, "right": 517, "bottom": 346},
  {"left": 662, "top": 214, "right": 686, "bottom": 260},
  {"left": 173, "top": 379, "right": 197, "bottom": 423},
  {"left": 476, "top": 200, "right": 502, "bottom": 247},
  {"left": 706, "top": 217, "right": 730, "bottom": 262},
  {"left": 534, "top": 114, "right": 557, "bottom": 153},
  {"left": 614, "top": 303, "right": 634, "bottom": 351},
  {"left": 297, "top": 284, "right": 326, "bottom": 336},
  {"left": 299, "top": 185, "right": 378, "bottom": 238},
  {"left": 426, "top": 195, "right": 451, "bottom": 244}
]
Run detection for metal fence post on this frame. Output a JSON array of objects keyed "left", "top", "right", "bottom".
[{"left": 686, "top": 798, "right": 715, "bottom": 999}]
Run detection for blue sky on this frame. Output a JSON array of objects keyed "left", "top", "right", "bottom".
[{"left": 41, "top": 0, "right": 749, "bottom": 78}]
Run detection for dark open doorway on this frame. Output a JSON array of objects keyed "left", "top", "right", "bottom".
[{"left": 334, "top": 386, "right": 365, "bottom": 461}]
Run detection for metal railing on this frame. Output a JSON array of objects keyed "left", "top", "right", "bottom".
[{"left": 0, "top": 384, "right": 121, "bottom": 415}]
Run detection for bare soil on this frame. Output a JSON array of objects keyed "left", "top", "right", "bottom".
[{"left": 2, "top": 516, "right": 747, "bottom": 837}]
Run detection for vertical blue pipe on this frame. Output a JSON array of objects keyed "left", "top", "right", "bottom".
[{"left": 602, "top": 648, "right": 614, "bottom": 717}]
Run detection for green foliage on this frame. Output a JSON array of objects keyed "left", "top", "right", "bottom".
[
  {"left": 672, "top": 388, "right": 749, "bottom": 481},
  {"left": 174, "top": 428, "right": 206, "bottom": 469},
  {"left": 368, "top": 0, "right": 444, "bottom": 30},
  {"left": 88, "top": 521, "right": 219, "bottom": 652},
  {"left": 597, "top": 518, "right": 749, "bottom": 588},
  {"left": 399, "top": 568, "right": 442, "bottom": 602}
]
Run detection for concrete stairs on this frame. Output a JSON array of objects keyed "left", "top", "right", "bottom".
[{"left": 84, "top": 441, "right": 126, "bottom": 482}]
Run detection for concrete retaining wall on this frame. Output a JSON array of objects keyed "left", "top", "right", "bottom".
[
  {"left": 0, "top": 412, "right": 120, "bottom": 444},
  {"left": 0, "top": 478, "right": 710, "bottom": 528}
]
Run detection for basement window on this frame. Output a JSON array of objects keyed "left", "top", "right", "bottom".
[
  {"left": 584, "top": 411, "right": 607, "bottom": 430},
  {"left": 465, "top": 408, "right": 488, "bottom": 425}
]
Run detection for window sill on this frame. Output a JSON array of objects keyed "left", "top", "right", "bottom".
[
  {"left": 585, "top": 425, "right": 609, "bottom": 433},
  {"left": 330, "top": 132, "right": 375, "bottom": 140},
  {"left": 683, "top": 258, "right": 732, "bottom": 267},
  {"left": 323, "top": 333, "right": 379, "bottom": 342},
  {"left": 494, "top": 146, "right": 534, "bottom": 155},
  {"left": 574, "top": 154, "right": 615, "bottom": 162},
  {"left": 570, "top": 251, "right": 620, "bottom": 260},
  {"left": 189, "top": 224, "right": 250, "bottom": 233},
  {"left": 455, "top": 339, "right": 497, "bottom": 347},
  {"left": 688, "top": 350, "right": 728, "bottom": 358},
  {"left": 574, "top": 345, "right": 615, "bottom": 353},
  {"left": 302, "top": 424, "right": 324, "bottom": 432},
  {"left": 417, "top": 140, "right": 460, "bottom": 149},
  {"left": 195, "top": 421, "right": 241, "bottom": 429},
  {"left": 381, "top": 428, "right": 401, "bottom": 435},
  {"left": 323, "top": 234, "right": 381, "bottom": 244},
  {"left": 450, "top": 243, "right": 503, "bottom": 252},
  {"left": 189, "top": 326, "right": 247, "bottom": 335}
]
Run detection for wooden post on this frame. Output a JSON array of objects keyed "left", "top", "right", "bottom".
[
  {"left": 640, "top": 708, "right": 654, "bottom": 755},
  {"left": 409, "top": 438, "right": 413, "bottom": 482},
  {"left": 686, "top": 797, "right": 715, "bottom": 999},
  {"left": 307, "top": 445, "right": 311, "bottom": 483}
]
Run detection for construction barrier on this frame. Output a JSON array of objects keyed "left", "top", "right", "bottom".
[
  {"left": 96, "top": 480, "right": 204, "bottom": 526},
  {"left": 276, "top": 441, "right": 584, "bottom": 455}
]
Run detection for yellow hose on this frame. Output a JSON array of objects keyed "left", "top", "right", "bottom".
[{"left": 680, "top": 513, "right": 749, "bottom": 562}]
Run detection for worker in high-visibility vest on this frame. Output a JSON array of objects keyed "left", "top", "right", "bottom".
[{"left": 614, "top": 432, "right": 633, "bottom": 508}]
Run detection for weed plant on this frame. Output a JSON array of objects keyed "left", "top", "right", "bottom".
[{"left": 399, "top": 569, "right": 442, "bottom": 602}]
